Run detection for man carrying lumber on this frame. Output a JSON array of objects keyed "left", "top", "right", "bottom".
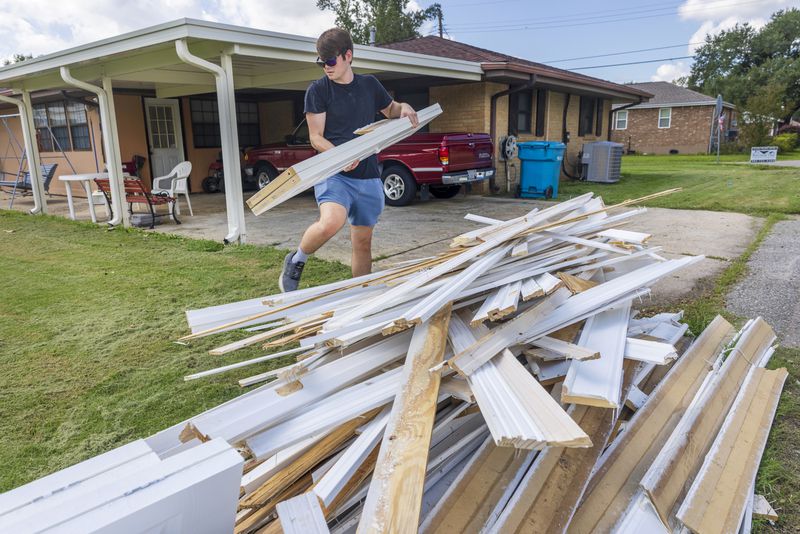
[{"left": 279, "top": 27, "right": 419, "bottom": 292}]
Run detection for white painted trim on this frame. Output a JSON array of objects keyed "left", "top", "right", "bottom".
[{"left": 614, "top": 109, "right": 628, "bottom": 130}]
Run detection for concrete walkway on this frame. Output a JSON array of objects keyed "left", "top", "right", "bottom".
[
  {"left": 727, "top": 218, "right": 800, "bottom": 348},
  {"left": 1, "top": 189, "right": 761, "bottom": 306}
]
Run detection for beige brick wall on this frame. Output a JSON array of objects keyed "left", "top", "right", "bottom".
[
  {"left": 429, "top": 84, "right": 613, "bottom": 194},
  {"left": 610, "top": 105, "right": 713, "bottom": 154}
]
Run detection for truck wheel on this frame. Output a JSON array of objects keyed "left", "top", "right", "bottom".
[
  {"left": 381, "top": 166, "right": 417, "bottom": 206},
  {"left": 255, "top": 164, "right": 278, "bottom": 190},
  {"left": 430, "top": 185, "right": 462, "bottom": 199}
]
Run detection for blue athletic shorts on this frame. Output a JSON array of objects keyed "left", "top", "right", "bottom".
[{"left": 314, "top": 174, "right": 385, "bottom": 227}]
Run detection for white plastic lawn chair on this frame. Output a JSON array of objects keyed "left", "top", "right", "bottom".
[{"left": 152, "top": 161, "right": 193, "bottom": 217}]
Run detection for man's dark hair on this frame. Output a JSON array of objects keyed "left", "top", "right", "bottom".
[{"left": 317, "top": 28, "right": 353, "bottom": 60}]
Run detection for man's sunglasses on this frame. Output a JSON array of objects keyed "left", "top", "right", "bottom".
[{"left": 315, "top": 56, "right": 339, "bottom": 68}]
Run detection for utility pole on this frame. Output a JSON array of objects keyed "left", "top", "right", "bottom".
[{"left": 438, "top": 10, "right": 443, "bottom": 38}]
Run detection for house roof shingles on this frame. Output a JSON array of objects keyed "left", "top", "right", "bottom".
[
  {"left": 378, "top": 35, "right": 652, "bottom": 100},
  {"left": 619, "top": 81, "right": 735, "bottom": 108}
]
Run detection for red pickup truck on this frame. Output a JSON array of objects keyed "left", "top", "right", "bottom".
[{"left": 243, "top": 120, "right": 495, "bottom": 206}]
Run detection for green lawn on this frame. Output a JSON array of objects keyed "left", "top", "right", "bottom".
[
  {"left": 0, "top": 210, "right": 349, "bottom": 491},
  {"left": 559, "top": 151, "right": 800, "bottom": 215}
]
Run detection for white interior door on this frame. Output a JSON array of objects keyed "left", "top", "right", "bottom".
[{"left": 144, "top": 98, "right": 184, "bottom": 179}]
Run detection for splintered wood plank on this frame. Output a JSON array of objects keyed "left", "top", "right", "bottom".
[
  {"left": 357, "top": 305, "right": 452, "bottom": 534},
  {"left": 753, "top": 494, "right": 779, "bottom": 521},
  {"left": 241, "top": 413, "right": 375, "bottom": 510},
  {"left": 492, "top": 404, "right": 615, "bottom": 534},
  {"left": 420, "top": 436, "right": 531, "bottom": 534},
  {"left": 676, "top": 367, "right": 787, "bottom": 534},
  {"left": 641, "top": 317, "right": 776, "bottom": 527},
  {"left": 569, "top": 315, "right": 735, "bottom": 534}
]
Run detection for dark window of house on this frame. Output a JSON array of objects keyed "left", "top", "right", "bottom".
[
  {"left": 595, "top": 98, "right": 603, "bottom": 137},
  {"left": 32, "top": 101, "right": 91, "bottom": 152},
  {"left": 236, "top": 102, "right": 261, "bottom": 148},
  {"left": 535, "top": 89, "right": 547, "bottom": 137},
  {"left": 509, "top": 90, "right": 532, "bottom": 134},
  {"left": 578, "top": 96, "right": 596, "bottom": 137},
  {"left": 190, "top": 99, "right": 261, "bottom": 148}
]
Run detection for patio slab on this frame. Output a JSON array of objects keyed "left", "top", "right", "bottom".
[{"left": 1, "top": 189, "right": 760, "bottom": 305}]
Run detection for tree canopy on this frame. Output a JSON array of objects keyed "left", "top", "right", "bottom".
[
  {"left": 688, "top": 9, "right": 800, "bottom": 122},
  {"left": 316, "top": 0, "right": 442, "bottom": 45}
]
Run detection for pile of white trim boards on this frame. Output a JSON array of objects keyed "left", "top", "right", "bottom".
[{"left": 1, "top": 109, "right": 785, "bottom": 534}]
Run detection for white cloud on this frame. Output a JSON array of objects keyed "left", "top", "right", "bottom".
[
  {"left": 0, "top": 0, "right": 335, "bottom": 62},
  {"left": 648, "top": 0, "right": 800, "bottom": 81},
  {"left": 651, "top": 61, "right": 691, "bottom": 82}
]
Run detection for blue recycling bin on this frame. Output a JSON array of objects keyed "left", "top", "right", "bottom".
[{"left": 517, "top": 141, "right": 566, "bottom": 199}]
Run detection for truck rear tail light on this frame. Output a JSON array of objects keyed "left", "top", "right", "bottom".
[{"left": 438, "top": 146, "right": 449, "bottom": 165}]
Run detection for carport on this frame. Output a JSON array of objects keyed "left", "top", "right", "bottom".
[{"left": 0, "top": 18, "right": 482, "bottom": 243}]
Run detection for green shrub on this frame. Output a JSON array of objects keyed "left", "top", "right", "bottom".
[{"left": 772, "top": 133, "right": 799, "bottom": 152}]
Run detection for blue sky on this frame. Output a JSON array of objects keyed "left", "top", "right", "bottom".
[{"left": 0, "top": 0, "right": 798, "bottom": 86}]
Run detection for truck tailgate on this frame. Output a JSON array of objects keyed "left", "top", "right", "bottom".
[{"left": 443, "top": 134, "right": 493, "bottom": 172}]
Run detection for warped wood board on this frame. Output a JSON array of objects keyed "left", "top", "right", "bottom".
[
  {"left": 357, "top": 305, "right": 452, "bottom": 534},
  {"left": 242, "top": 434, "right": 326, "bottom": 496},
  {"left": 639, "top": 317, "right": 776, "bottom": 527},
  {"left": 183, "top": 332, "right": 411, "bottom": 444},
  {"left": 276, "top": 492, "right": 329, "bottom": 534},
  {"left": 487, "top": 403, "right": 616, "bottom": 534},
  {"left": 569, "top": 315, "right": 735, "bottom": 534},
  {"left": 449, "top": 256, "right": 702, "bottom": 376},
  {"left": 676, "top": 366, "right": 787, "bottom": 534},
  {"left": 247, "top": 104, "right": 443, "bottom": 215},
  {"left": 624, "top": 337, "right": 678, "bottom": 365},
  {"left": 314, "top": 407, "right": 391, "bottom": 508},
  {"left": 1, "top": 438, "right": 243, "bottom": 534},
  {"left": 753, "top": 494, "right": 778, "bottom": 521},
  {"left": 419, "top": 436, "right": 534, "bottom": 534},
  {"left": 562, "top": 301, "right": 631, "bottom": 408}
]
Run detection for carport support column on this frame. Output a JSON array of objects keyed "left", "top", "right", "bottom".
[
  {"left": 59, "top": 67, "right": 128, "bottom": 227},
  {"left": 0, "top": 92, "right": 47, "bottom": 214},
  {"left": 175, "top": 40, "right": 246, "bottom": 245}
]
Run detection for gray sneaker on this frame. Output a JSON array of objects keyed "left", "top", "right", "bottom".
[{"left": 279, "top": 252, "right": 305, "bottom": 293}]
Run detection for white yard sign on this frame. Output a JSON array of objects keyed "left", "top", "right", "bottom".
[{"left": 750, "top": 146, "right": 778, "bottom": 163}]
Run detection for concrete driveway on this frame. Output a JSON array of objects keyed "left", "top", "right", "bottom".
[{"left": 1, "top": 189, "right": 761, "bottom": 305}]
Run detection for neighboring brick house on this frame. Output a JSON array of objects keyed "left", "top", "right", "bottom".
[
  {"left": 380, "top": 37, "right": 651, "bottom": 192},
  {"left": 610, "top": 82, "right": 736, "bottom": 155}
]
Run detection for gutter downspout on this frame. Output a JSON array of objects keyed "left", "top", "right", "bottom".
[
  {"left": 560, "top": 93, "right": 579, "bottom": 179},
  {"left": 60, "top": 67, "right": 127, "bottom": 226},
  {"left": 176, "top": 39, "right": 246, "bottom": 245},
  {"left": 490, "top": 73, "right": 536, "bottom": 194},
  {"left": 0, "top": 92, "right": 46, "bottom": 214},
  {"left": 608, "top": 97, "right": 643, "bottom": 142}
]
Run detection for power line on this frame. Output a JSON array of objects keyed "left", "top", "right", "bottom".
[
  {"left": 541, "top": 42, "right": 705, "bottom": 64},
  {"left": 570, "top": 56, "right": 695, "bottom": 70},
  {"left": 443, "top": 0, "right": 771, "bottom": 32}
]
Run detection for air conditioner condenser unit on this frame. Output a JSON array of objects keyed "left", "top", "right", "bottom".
[{"left": 581, "top": 141, "right": 623, "bottom": 183}]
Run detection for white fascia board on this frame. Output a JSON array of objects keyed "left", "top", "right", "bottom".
[
  {"left": 615, "top": 492, "right": 671, "bottom": 534},
  {"left": 598, "top": 229, "right": 652, "bottom": 244},
  {"left": 277, "top": 492, "right": 330, "bottom": 534},
  {"left": 3, "top": 438, "right": 242, "bottom": 533},
  {"left": 245, "top": 367, "right": 401, "bottom": 461},
  {"left": 562, "top": 302, "right": 631, "bottom": 409},
  {"left": 187, "top": 331, "right": 411, "bottom": 444},
  {"left": 0, "top": 439, "right": 158, "bottom": 517},
  {"left": 624, "top": 338, "right": 678, "bottom": 365}
]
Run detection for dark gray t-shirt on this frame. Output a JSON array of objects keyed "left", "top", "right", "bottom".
[{"left": 304, "top": 73, "right": 393, "bottom": 179}]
